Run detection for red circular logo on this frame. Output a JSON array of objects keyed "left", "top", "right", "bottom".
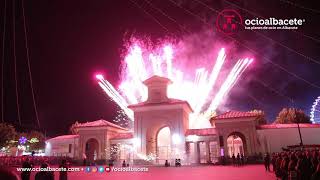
[{"left": 216, "top": 9, "right": 243, "bottom": 35}]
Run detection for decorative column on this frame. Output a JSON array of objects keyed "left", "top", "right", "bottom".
[
  {"left": 185, "top": 142, "right": 190, "bottom": 164},
  {"left": 206, "top": 141, "right": 211, "bottom": 163},
  {"left": 195, "top": 142, "right": 201, "bottom": 164},
  {"left": 223, "top": 136, "right": 228, "bottom": 157}
]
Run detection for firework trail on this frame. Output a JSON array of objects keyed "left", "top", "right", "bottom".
[
  {"left": 96, "top": 40, "right": 253, "bottom": 129},
  {"left": 310, "top": 96, "right": 320, "bottom": 124}
]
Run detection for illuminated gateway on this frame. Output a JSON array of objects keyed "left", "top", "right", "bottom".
[{"left": 46, "top": 76, "right": 320, "bottom": 165}]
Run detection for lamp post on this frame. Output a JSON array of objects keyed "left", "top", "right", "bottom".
[
  {"left": 297, "top": 118, "right": 303, "bottom": 147},
  {"left": 292, "top": 99, "right": 303, "bottom": 148}
]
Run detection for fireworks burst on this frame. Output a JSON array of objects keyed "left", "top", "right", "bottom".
[{"left": 96, "top": 39, "right": 253, "bottom": 129}]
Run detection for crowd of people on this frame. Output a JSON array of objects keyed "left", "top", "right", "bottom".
[
  {"left": 0, "top": 156, "right": 71, "bottom": 180},
  {"left": 2, "top": 150, "right": 320, "bottom": 179},
  {"left": 0, "top": 156, "right": 73, "bottom": 167},
  {"left": 231, "top": 153, "right": 246, "bottom": 166},
  {"left": 264, "top": 150, "right": 320, "bottom": 180}
]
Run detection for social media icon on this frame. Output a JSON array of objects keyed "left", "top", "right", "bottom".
[
  {"left": 91, "top": 167, "right": 98, "bottom": 173},
  {"left": 85, "top": 167, "right": 91, "bottom": 173},
  {"left": 98, "top": 166, "right": 104, "bottom": 173},
  {"left": 105, "top": 166, "right": 111, "bottom": 172}
]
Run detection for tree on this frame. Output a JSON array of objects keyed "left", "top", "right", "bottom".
[
  {"left": 274, "top": 108, "right": 310, "bottom": 124},
  {"left": 250, "top": 110, "right": 267, "bottom": 125},
  {"left": 0, "top": 123, "right": 17, "bottom": 148},
  {"left": 27, "top": 131, "right": 45, "bottom": 151}
]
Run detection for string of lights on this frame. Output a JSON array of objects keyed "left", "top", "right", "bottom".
[
  {"left": 143, "top": 0, "right": 191, "bottom": 35},
  {"left": 12, "top": 0, "right": 22, "bottom": 125},
  {"left": 1, "top": 0, "right": 7, "bottom": 123},
  {"left": 22, "top": 0, "right": 41, "bottom": 128},
  {"left": 128, "top": 0, "right": 171, "bottom": 34}
]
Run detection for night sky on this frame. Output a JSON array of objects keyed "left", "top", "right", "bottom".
[{"left": 0, "top": 0, "right": 319, "bottom": 137}]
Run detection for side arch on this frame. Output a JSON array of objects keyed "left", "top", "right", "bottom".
[
  {"left": 227, "top": 131, "right": 247, "bottom": 157},
  {"left": 85, "top": 138, "right": 99, "bottom": 163}
]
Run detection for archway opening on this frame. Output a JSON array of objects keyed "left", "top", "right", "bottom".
[
  {"left": 157, "top": 127, "right": 171, "bottom": 164},
  {"left": 227, "top": 133, "right": 245, "bottom": 157},
  {"left": 85, "top": 138, "right": 99, "bottom": 163}
]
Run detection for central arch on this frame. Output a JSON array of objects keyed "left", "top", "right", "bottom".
[
  {"left": 156, "top": 127, "right": 171, "bottom": 164},
  {"left": 227, "top": 132, "right": 247, "bottom": 157},
  {"left": 85, "top": 138, "right": 99, "bottom": 163}
]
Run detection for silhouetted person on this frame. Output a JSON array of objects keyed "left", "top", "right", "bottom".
[
  {"left": 0, "top": 167, "right": 20, "bottom": 180},
  {"left": 59, "top": 159, "right": 68, "bottom": 180},
  {"left": 311, "top": 164, "right": 320, "bottom": 180},
  {"left": 311, "top": 151, "right": 319, "bottom": 173},
  {"left": 175, "top": 159, "right": 181, "bottom": 167},
  {"left": 232, "top": 154, "right": 235, "bottom": 166},
  {"left": 306, "top": 151, "right": 314, "bottom": 180},
  {"left": 296, "top": 154, "right": 304, "bottom": 180},
  {"left": 281, "top": 154, "right": 289, "bottom": 180},
  {"left": 275, "top": 153, "right": 283, "bottom": 179},
  {"left": 271, "top": 153, "right": 277, "bottom": 172},
  {"left": 82, "top": 153, "right": 87, "bottom": 166},
  {"left": 108, "top": 159, "right": 114, "bottom": 167},
  {"left": 21, "top": 157, "right": 32, "bottom": 180},
  {"left": 264, "top": 153, "right": 270, "bottom": 172},
  {"left": 241, "top": 154, "right": 245, "bottom": 166},
  {"left": 165, "top": 160, "right": 170, "bottom": 167},
  {"left": 122, "top": 160, "right": 126, "bottom": 167},
  {"left": 35, "top": 163, "right": 54, "bottom": 180},
  {"left": 288, "top": 153, "right": 297, "bottom": 180},
  {"left": 236, "top": 153, "right": 240, "bottom": 166}
]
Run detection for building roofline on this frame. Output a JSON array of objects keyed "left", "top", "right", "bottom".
[
  {"left": 46, "top": 134, "right": 79, "bottom": 142},
  {"left": 211, "top": 111, "right": 260, "bottom": 121},
  {"left": 143, "top": 75, "right": 173, "bottom": 85},
  {"left": 257, "top": 123, "right": 320, "bottom": 129},
  {"left": 185, "top": 128, "right": 217, "bottom": 136},
  {"left": 74, "top": 119, "right": 129, "bottom": 131},
  {"left": 128, "top": 98, "right": 193, "bottom": 112}
]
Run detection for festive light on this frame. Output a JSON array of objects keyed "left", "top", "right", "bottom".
[
  {"left": 29, "top": 138, "right": 39, "bottom": 143},
  {"left": 96, "top": 41, "right": 252, "bottom": 129},
  {"left": 132, "top": 138, "right": 141, "bottom": 147},
  {"left": 310, "top": 96, "right": 320, "bottom": 124},
  {"left": 172, "top": 134, "right": 182, "bottom": 145},
  {"left": 19, "top": 136, "right": 27, "bottom": 145},
  {"left": 18, "top": 145, "right": 26, "bottom": 151}
]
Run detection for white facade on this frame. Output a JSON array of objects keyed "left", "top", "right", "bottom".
[
  {"left": 257, "top": 124, "right": 320, "bottom": 153},
  {"left": 45, "top": 135, "right": 79, "bottom": 158}
]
